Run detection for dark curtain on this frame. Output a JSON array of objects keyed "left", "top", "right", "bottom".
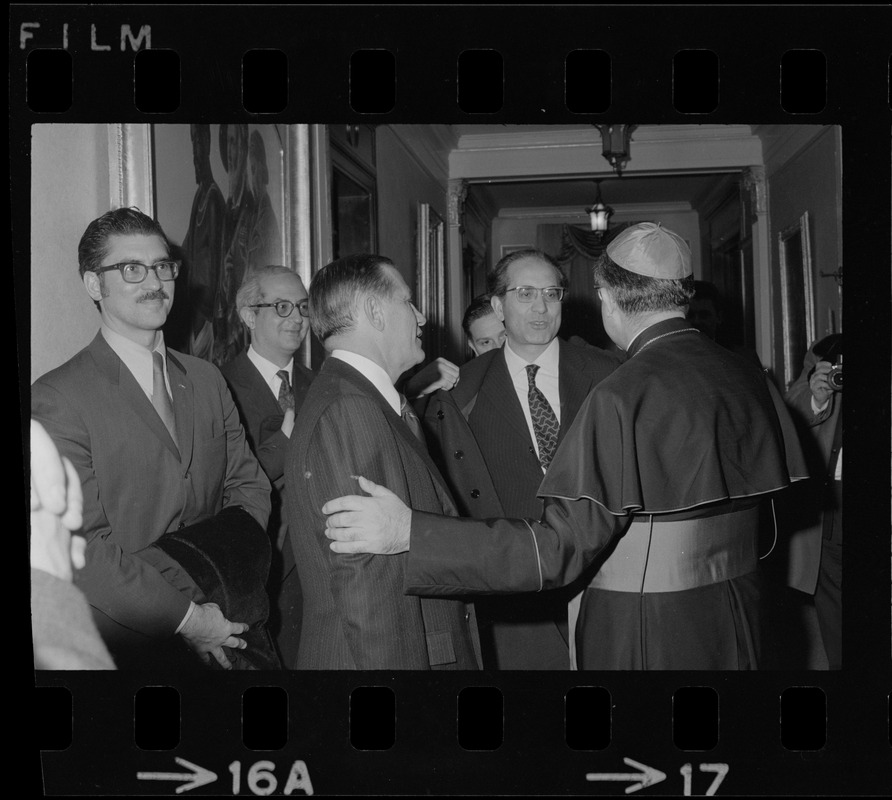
[{"left": 537, "top": 222, "right": 636, "bottom": 349}]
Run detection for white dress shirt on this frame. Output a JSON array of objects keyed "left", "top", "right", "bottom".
[
  {"left": 247, "top": 344, "right": 294, "bottom": 400},
  {"left": 503, "top": 337, "right": 561, "bottom": 472},
  {"left": 101, "top": 325, "right": 171, "bottom": 400},
  {"left": 330, "top": 350, "right": 401, "bottom": 415}
]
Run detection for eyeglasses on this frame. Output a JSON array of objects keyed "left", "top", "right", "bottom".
[
  {"left": 249, "top": 300, "right": 310, "bottom": 318},
  {"left": 504, "top": 286, "right": 566, "bottom": 303},
  {"left": 92, "top": 260, "right": 181, "bottom": 283}
]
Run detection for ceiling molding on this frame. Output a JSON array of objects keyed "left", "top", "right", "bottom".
[
  {"left": 450, "top": 124, "right": 764, "bottom": 180},
  {"left": 752, "top": 125, "right": 832, "bottom": 177},
  {"left": 498, "top": 201, "right": 693, "bottom": 220}
]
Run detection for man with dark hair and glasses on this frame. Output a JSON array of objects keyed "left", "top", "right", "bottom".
[
  {"left": 421, "top": 248, "right": 619, "bottom": 670},
  {"left": 32, "top": 207, "right": 271, "bottom": 670},
  {"left": 221, "top": 264, "right": 315, "bottom": 665},
  {"left": 325, "top": 224, "right": 808, "bottom": 671}
]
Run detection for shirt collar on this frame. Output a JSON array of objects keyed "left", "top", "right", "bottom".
[
  {"left": 330, "top": 349, "right": 401, "bottom": 416},
  {"left": 248, "top": 344, "right": 294, "bottom": 385},
  {"left": 100, "top": 325, "right": 165, "bottom": 397},
  {"left": 503, "top": 336, "right": 560, "bottom": 378},
  {"left": 101, "top": 324, "right": 164, "bottom": 359}
]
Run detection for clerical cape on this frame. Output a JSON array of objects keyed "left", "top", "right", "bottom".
[{"left": 537, "top": 318, "right": 808, "bottom": 669}]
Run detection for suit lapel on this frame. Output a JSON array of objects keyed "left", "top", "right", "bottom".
[
  {"left": 88, "top": 334, "right": 182, "bottom": 461},
  {"left": 476, "top": 348, "right": 531, "bottom": 442},
  {"left": 328, "top": 358, "right": 457, "bottom": 509},
  {"left": 244, "top": 354, "right": 281, "bottom": 415},
  {"left": 556, "top": 341, "right": 593, "bottom": 447},
  {"left": 167, "top": 352, "right": 192, "bottom": 465}
]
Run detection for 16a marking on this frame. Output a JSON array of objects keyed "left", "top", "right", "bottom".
[{"left": 228, "top": 761, "right": 314, "bottom": 796}]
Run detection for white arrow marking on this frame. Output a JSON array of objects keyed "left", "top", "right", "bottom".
[
  {"left": 137, "top": 757, "right": 218, "bottom": 794},
  {"left": 586, "top": 757, "right": 667, "bottom": 794}
]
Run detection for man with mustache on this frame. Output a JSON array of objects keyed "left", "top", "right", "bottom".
[{"left": 31, "top": 207, "right": 271, "bottom": 670}]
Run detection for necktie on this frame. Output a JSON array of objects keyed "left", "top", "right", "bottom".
[
  {"left": 276, "top": 369, "right": 294, "bottom": 413},
  {"left": 400, "top": 394, "right": 425, "bottom": 443},
  {"left": 152, "top": 351, "right": 179, "bottom": 450},
  {"left": 526, "top": 364, "right": 558, "bottom": 470}
]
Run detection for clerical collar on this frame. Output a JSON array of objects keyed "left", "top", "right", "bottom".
[{"left": 627, "top": 318, "right": 700, "bottom": 359}]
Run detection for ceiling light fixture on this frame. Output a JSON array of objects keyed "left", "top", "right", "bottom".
[
  {"left": 594, "top": 124, "right": 638, "bottom": 176},
  {"left": 585, "top": 179, "right": 613, "bottom": 235}
]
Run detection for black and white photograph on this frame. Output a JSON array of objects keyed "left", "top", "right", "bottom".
[{"left": 17, "top": 4, "right": 889, "bottom": 797}]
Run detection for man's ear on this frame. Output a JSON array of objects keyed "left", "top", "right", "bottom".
[
  {"left": 83, "top": 271, "right": 103, "bottom": 303},
  {"left": 491, "top": 294, "right": 505, "bottom": 323},
  {"left": 364, "top": 294, "right": 386, "bottom": 331},
  {"left": 238, "top": 305, "right": 257, "bottom": 331},
  {"left": 598, "top": 286, "right": 618, "bottom": 317}
]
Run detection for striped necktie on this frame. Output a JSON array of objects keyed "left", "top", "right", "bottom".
[{"left": 526, "top": 364, "right": 558, "bottom": 470}]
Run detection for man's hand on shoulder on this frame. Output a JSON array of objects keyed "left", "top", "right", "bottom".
[
  {"left": 322, "top": 476, "right": 412, "bottom": 554},
  {"left": 179, "top": 602, "right": 248, "bottom": 670},
  {"left": 403, "top": 357, "right": 460, "bottom": 398}
]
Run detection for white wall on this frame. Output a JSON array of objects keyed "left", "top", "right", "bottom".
[{"left": 30, "top": 124, "right": 111, "bottom": 382}]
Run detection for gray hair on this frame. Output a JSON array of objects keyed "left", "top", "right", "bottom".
[
  {"left": 309, "top": 254, "right": 396, "bottom": 343},
  {"left": 235, "top": 265, "right": 299, "bottom": 324}
]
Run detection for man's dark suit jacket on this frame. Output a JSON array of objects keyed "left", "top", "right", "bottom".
[
  {"left": 782, "top": 337, "right": 843, "bottom": 594},
  {"left": 31, "top": 332, "right": 271, "bottom": 667},
  {"left": 286, "top": 356, "right": 480, "bottom": 670},
  {"left": 221, "top": 350, "right": 315, "bottom": 666},
  {"left": 422, "top": 339, "right": 619, "bottom": 669}
]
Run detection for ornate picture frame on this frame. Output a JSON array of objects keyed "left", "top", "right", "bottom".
[
  {"left": 109, "top": 123, "right": 313, "bottom": 368},
  {"left": 416, "top": 202, "right": 446, "bottom": 359},
  {"left": 778, "top": 210, "right": 815, "bottom": 387}
]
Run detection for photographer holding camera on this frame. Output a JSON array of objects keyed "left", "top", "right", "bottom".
[{"left": 784, "top": 333, "right": 842, "bottom": 669}]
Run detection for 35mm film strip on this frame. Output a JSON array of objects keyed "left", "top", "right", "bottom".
[{"left": 15, "top": 4, "right": 891, "bottom": 796}]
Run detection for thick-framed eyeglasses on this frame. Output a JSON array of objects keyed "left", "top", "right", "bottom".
[
  {"left": 504, "top": 286, "right": 566, "bottom": 303},
  {"left": 249, "top": 300, "right": 310, "bottom": 318},
  {"left": 91, "top": 260, "right": 181, "bottom": 283}
]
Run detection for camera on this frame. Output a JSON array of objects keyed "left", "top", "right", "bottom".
[{"left": 827, "top": 355, "right": 843, "bottom": 391}]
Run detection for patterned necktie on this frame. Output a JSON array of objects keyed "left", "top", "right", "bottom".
[
  {"left": 400, "top": 393, "right": 425, "bottom": 443},
  {"left": 152, "top": 351, "right": 179, "bottom": 450},
  {"left": 276, "top": 369, "right": 294, "bottom": 413},
  {"left": 526, "top": 364, "right": 558, "bottom": 470}
]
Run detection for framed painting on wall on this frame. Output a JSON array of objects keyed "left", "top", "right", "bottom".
[
  {"left": 778, "top": 210, "right": 816, "bottom": 387},
  {"left": 110, "top": 122, "right": 313, "bottom": 369}
]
